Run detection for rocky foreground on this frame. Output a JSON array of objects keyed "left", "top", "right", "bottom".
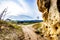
[
  {"left": 0, "top": 20, "right": 24, "bottom": 40},
  {"left": 0, "top": 20, "right": 45, "bottom": 40}
]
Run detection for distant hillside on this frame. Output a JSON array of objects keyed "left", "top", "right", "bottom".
[
  {"left": 14, "top": 20, "right": 43, "bottom": 25},
  {"left": 6, "top": 19, "right": 43, "bottom": 24},
  {"left": 16, "top": 20, "right": 43, "bottom": 23}
]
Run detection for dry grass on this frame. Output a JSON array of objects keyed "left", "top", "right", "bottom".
[{"left": 0, "top": 20, "right": 24, "bottom": 40}]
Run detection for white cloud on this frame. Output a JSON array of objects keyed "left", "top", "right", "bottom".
[
  {"left": 17, "top": 0, "right": 33, "bottom": 16},
  {"left": 0, "top": 0, "right": 30, "bottom": 19},
  {"left": 35, "top": 0, "right": 43, "bottom": 20},
  {"left": 0, "top": 0, "right": 42, "bottom": 20}
]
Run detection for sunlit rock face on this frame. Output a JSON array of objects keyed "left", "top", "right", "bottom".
[{"left": 37, "top": 0, "right": 60, "bottom": 40}]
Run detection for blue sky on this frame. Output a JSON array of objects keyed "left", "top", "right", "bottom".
[{"left": 0, "top": 0, "right": 42, "bottom": 20}]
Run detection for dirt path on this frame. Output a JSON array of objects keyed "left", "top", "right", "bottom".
[{"left": 21, "top": 25, "right": 45, "bottom": 40}]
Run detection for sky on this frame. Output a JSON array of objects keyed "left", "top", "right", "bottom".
[{"left": 0, "top": 0, "right": 42, "bottom": 20}]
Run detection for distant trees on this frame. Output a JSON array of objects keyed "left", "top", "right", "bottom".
[{"left": 0, "top": 8, "right": 7, "bottom": 20}]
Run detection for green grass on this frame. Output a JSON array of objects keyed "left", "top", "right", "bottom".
[{"left": 0, "top": 20, "right": 22, "bottom": 29}]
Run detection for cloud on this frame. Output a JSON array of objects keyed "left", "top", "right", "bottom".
[
  {"left": 9, "top": 15, "right": 34, "bottom": 20},
  {"left": 0, "top": 0, "right": 42, "bottom": 20},
  {"left": 17, "top": 0, "right": 34, "bottom": 16},
  {"left": 0, "top": 0, "right": 31, "bottom": 19},
  {"left": 33, "top": 0, "right": 43, "bottom": 20}
]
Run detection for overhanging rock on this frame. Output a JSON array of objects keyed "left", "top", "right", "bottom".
[{"left": 37, "top": 0, "right": 60, "bottom": 40}]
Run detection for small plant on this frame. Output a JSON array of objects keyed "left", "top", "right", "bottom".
[
  {"left": 32, "top": 23, "right": 42, "bottom": 29},
  {"left": 0, "top": 8, "right": 7, "bottom": 20}
]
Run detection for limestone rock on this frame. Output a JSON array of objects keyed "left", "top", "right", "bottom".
[{"left": 37, "top": 0, "right": 60, "bottom": 40}]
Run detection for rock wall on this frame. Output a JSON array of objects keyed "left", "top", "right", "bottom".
[{"left": 37, "top": 0, "right": 60, "bottom": 40}]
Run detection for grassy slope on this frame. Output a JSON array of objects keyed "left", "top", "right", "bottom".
[
  {"left": 0, "top": 20, "right": 43, "bottom": 40},
  {"left": 0, "top": 20, "right": 24, "bottom": 40}
]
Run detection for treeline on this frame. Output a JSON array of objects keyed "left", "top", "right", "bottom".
[{"left": 15, "top": 20, "right": 43, "bottom": 25}]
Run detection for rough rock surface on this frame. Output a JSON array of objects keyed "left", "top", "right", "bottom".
[
  {"left": 37, "top": 0, "right": 60, "bottom": 40},
  {"left": 0, "top": 21, "right": 44, "bottom": 40},
  {"left": 0, "top": 21, "right": 24, "bottom": 40},
  {"left": 21, "top": 24, "right": 46, "bottom": 40}
]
